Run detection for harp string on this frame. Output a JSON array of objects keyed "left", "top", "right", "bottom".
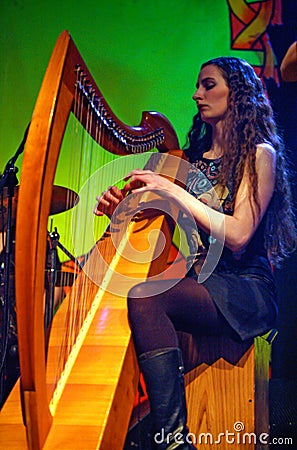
[
  {"left": 46, "top": 58, "right": 166, "bottom": 409},
  {"left": 45, "top": 67, "right": 132, "bottom": 404}
]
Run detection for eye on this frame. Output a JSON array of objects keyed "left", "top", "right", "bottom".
[{"left": 205, "top": 82, "right": 215, "bottom": 90}]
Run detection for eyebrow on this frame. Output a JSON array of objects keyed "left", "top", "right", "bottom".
[{"left": 196, "top": 76, "right": 216, "bottom": 88}]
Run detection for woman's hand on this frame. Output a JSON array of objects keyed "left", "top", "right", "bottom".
[
  {"left": 94, "top": 170, "right": 179, "bottom": 219},
  {"left": 93, "top": 185, "right": 126, "bottom": 218},
  {"left": 124, "top": 169, "right": 177, "bottom": 196}
]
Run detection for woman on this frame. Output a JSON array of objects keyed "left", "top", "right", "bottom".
[{"left": 94, "top": 57, "right": 297, "bottom": 449}]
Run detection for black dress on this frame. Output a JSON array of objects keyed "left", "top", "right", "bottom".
[{"left": 185, "top": 156, "right": 278, "bottom": 341}]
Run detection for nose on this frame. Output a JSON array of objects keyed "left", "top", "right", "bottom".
[{"left": 192, "top": 88, "right": 202, "bottom": 102}]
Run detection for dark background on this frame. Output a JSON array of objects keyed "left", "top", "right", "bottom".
[{"left": 266, "top": 0, "right": 297, "bottom": 443}]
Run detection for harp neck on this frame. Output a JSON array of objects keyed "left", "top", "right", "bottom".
[{"left": 61, "top": 30, "right": 179, "bottom": 154}]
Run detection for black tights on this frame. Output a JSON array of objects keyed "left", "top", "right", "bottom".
[{"left": 127, "top": 277, "right": 230, "bottom": 357}]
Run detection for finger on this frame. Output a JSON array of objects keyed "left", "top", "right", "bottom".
[
  {"left": 96, "top": 190, "right": 106, "bottom": 201},
  {"left": 104, "top": 190, "right": 122, "bottom": 206},
  {"left": 122, "top": 182, "right": 133, "bottom": 194},
  {"left": 93, "top": 209, "right": 104, "bottom": 216},
  {"left": 108, "top": 185, "right": 124, "bottom": 200},
  {"left": 93, "top": 195, "right": 111, "bottom": 215},
  {"left": 124, "top": 172, "right": 133, "bottom": 181},
  {"left": 93, "top": 200, "right": 105, "bottom": 216},
  {"left": 131, "top": 186, "right": 148, "bottom": 195},
  {"left": 124, "top": 168, "right": 149, "bottom": 181}
]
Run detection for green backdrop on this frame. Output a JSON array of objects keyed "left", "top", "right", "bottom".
[
  {"left": 0, "top": 0, "right": 262, "bottom": 173},
  {"left": 2, "top": 1, "right": 297, "bottom": 424}
]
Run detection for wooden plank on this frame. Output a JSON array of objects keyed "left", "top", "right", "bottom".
[
  {"left": 0, "top": 380, "right": 27, "bottom": 449},
  {"left": 179, "top": 333, "right": 271, "bottom": 450}
]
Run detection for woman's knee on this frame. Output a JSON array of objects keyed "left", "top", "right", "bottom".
[
  {"left": 127, "top": 282, "right": 164, "bottom": 324},
  {"left": 127, "top": 282, "right": 148, "bottom": 300},
  {"left": 127, "top": 283, "right": 150, "bottom": 323}
]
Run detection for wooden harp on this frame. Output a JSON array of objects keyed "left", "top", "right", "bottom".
[{"left": 11, "top": 30, "right": 186, "bottom": 449}]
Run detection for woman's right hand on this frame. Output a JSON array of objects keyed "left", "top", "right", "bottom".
[{"left": 93, "top": 185, "right": 126, "bottom": 218}]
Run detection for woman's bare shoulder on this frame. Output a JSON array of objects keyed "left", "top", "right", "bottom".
[{"left": 256, "top": 143, "right": 276, "bottom": 168}]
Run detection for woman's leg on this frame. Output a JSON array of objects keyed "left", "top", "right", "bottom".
[
  {"left": 127, "top": 277, "right": 229, "bottom": 449},
  {"left": 127, "top": 277, "right": 228, "bottom": 357}
]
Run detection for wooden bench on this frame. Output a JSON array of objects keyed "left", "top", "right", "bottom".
[
  {"left": 179, "top": 329, "right": 278, "bottom": 450},
  {"left": 126, "top": 329, "right": 277, "bottom": 450}
]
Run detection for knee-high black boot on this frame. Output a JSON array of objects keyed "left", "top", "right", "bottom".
[{"left": 139, "top": 347, "right": 196, "bottom": 449}]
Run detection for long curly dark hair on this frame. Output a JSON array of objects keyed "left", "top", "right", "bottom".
[{"left": 184, "top": 56, "right": 297, "bottom": 266}]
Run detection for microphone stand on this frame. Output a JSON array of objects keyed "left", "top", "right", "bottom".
[
  {"left": 45, "top": 227, "right": 59, "bottom": 330},
  {"left": 44, "top": 226, "right": 82, "bottom": 329},
  {"left": 0, "top": 124, "right": 30, "bottom": 406},
  {"left": 44, "top": 225, "right": 81, "bottom": 357},
  {"left": 0, "top": 123, "right": 30, "bottom": 195}
]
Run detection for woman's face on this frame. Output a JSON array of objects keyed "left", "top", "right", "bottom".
[{"left": 192, "top": 64, "right": 229, "bottom": 126}]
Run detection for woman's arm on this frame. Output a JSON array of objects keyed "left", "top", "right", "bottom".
[
  {"left": 124, "top": 143, "right": 276, "bottom": 253},
  {"left": 222, "top": 143, "right": 276, "bottom": 252},
  {"left": 280, "top": 41, "right": 297, "bottom": 82}
]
